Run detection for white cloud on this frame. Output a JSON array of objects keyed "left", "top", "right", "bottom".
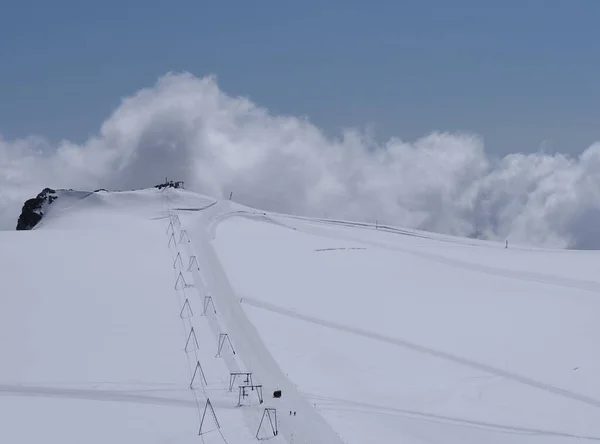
[{"left": 1, "top": 72, "right": 600, "bottom": 249}]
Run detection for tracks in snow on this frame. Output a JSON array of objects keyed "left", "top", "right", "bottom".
[
  {"left": 185, "top": 224, "right": 346, "bottom": 444},
  {"left": 165, "top": 199, "right": 344, "bottom": 444},
  {"left": 240, "top": 296, "right": 600, "bottom": 412},
  {"left": 204, "top": 208, "right": 600, "bottom": 298},
  {"left": 307, "top": 393, "right": 600, "bottom": 441},
  {"left": 274, "top": 215, "right": 600, "bottom": 298},
  {"left": 188, "top": 203, "right": 600, "bottom": 442},
  {"left": 0, "top": 383, "right": 235, "bottom": 409}
]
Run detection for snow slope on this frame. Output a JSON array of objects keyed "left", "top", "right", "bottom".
[
  {"left": 2, "top": 187, "right": 600, "bottom": 443},
  {"left": 206, "top": 206, "right": 600, "bottom": 443},
  {"left": 0, "top": 189, "right": 284, "bottom": 444}
]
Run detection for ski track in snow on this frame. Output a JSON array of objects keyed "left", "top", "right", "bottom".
[
  {"left": 272, "top": 213, "right": 600, "bottom": 297},
  {"left": 0, "top": 384, "right": 204, "bottom": 408},
  {"left": 281, "top": 214, "right": 484, "bottom": 247},
  {"left": 306, "top": 393, "right": 600, "bottom": 441},
  {"left": 200, "top": 206, "right": 600, "bottom": 441},
  {"left": 239, "top": 293, "right": 600, "bottom": 411},
  {"left": 205, "top": 208, "right": 600, "bottom": 297},
  {"left": 168, "top": 200, "right": 346, "bottom": 444}
]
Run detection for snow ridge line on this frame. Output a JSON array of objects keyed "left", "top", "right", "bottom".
[
  {"left": 209, "top": 208, "right": 600, "bottom": 301},
  {"left": 209, "top": 208, "right": 600, "bottom": 299},
  {"left": 271, "top": 214, "right": 600, "bottom": 298},
  {"left": 240, "top": 296, "right": 600, "bottom": 411},
  {"left": 278, "top": 213, "right": 483, "bottom": 247}
]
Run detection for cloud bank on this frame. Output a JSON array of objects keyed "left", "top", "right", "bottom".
[{"left": 2, "top": 72, "right": 600, "bottom": 249}]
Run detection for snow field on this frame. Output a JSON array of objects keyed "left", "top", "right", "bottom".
[
  {"left": 210, "top": 212, "right": 600, "bottom": 443},
  {"left": 0, "top": 222, "right": 201, "bottom": 443},
  {"left": 0, "top": 190, "right": 276, "bottom": 444},
  {"left": 4, "top": 187, "right": 600, "bottom": 443}
]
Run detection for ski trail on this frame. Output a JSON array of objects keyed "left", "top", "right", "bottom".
[
  {"left": 307, "top": 394, "right": 600, "bottom": 441},
  {"left": 241, "top": 296, "right": 600, "bottom": 411},
  {"left": 205, "top": 208, "right": 600, "bottom": 297},
  {"left": 272, "top": 215, "right": 600, "bottom": 297},
  {"left": 173, "top": 201, "right": 218, "bottom": 212},
  {"left": 281, "top": 214, "right": 483, "bottom": 247},
  {"left": 187, "top": 219, "right": 346, "bottom": 444},
  {"left": 166, "top": 209, "right": 282, "bottom": 444},
  {"left": 0, "top": 384, "right": 203, "bottom": 408}
]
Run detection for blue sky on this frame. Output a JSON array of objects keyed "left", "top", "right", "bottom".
[{"left": 1, "top": 0, "right": 599, "bottom": 156}]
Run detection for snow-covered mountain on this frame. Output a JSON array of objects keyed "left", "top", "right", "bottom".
[{"left": 2, "top": 187, "right": 600, "bottom": 443}]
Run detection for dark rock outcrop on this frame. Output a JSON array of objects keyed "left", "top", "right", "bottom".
[
  {"left": 16, "top": 188, "right": 58, "bottom": 230},
  {"left": 16, "top": 183, "right": 184, "bottom": 230},
  {"left": 155, "top": 179, "right": 184, "bottom": 190}
]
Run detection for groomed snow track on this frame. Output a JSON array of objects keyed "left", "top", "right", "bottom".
[{"left": 162, "top": 190, "right": 346, "bottom": 444}]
